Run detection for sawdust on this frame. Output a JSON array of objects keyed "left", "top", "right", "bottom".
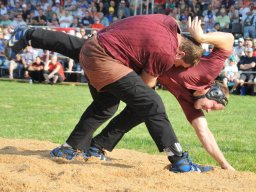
[{"left": 0, "top": 138, "right": 256, "bottom": 192}]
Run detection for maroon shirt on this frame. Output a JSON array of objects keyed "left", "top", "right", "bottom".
[
  {"left": 158, "top": 48, "right": 231, "bottom": 123},
  {"left": 80, "top": 14, "right": 180, "bottom": 91},
  {"left": 97, "top": 14, "right": 180, "bottom": 76}
]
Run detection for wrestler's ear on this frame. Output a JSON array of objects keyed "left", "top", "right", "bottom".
[{"left": 175, "top": 50, "right": 185, "bottom": 60}]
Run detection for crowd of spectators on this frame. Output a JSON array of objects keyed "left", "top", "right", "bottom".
[{"left": 0, "top": 0, "right": 255, "bottom": 91}]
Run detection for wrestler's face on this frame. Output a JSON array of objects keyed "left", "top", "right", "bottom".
[
  {"left": 194, "top": 98, "right": 225, "bottom": 112},
  {"left": 193, "top": 88, "right": 225, "bottom": 112}
]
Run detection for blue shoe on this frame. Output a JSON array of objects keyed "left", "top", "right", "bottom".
[
  {"left": 5, "top": 25, "right": 29, "bottom": 58},
  {"left": 170, "top": 152, "right": 213, "bottom": 173},
  {"left": 85, "top": 147, "right": 107, "bottom": 161},
  {"left": 50, "top": 145, "right": 81, "bottom": 160}
]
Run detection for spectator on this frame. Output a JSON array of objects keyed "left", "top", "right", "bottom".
[
  {"left": 204, "top": 13, "right": 216, "bottom": 32},
  {"left": 165, "top": 0, "right": 176, "bottom": 12},
  {"left": 233, "top": 37, "right": 245, "bottom": 58},
  {"left": 28, "top": 56, "right": 45, "bottom": 83},
  {"left": 45, "top": 5, "right": 55, "bottom": 22},
  {"left": 10, "top": 1, "right": 22, "bottom": 17},
  {"left": 76, "top": 4, "right": 88, "bottom": 19},
  {"left": 11, "top": 13, "right": 27, "bottom": 28},
  {"left": 44, "top": 55, "right": 66, "bottom": 84},
  {"left": 243, "top": 3, "right": 256, "bottom": 39},
  {"left": 21, "top": 4, "right": 30, "bottom": 21},
  {"left": 239, "top": 1, "right": 251, "bottom": 22},
  {"left": 215, "top": 8, "right": 230, "bottom": 31},
  {"left": 91, "top": 6, "right": 99, "bottom": 19},
  {"left": 179, "top": 15, "right": 188, "bottom": 32},
  {"left": 193, "top": 2, "right": 203, "bottom": 18},
  {"left": 109, "top": 0, "right": 117, "bottom": 16},
  {"left": 32, "top": 9, "right": 47, "bottom": 26},
  {"left": 9, "top": 54, "right": 23, "bottom": 79},
  {"left": 98, "top": 12, "right": 109, "bottom": 27},
  {"left": 70, "top": 17, "right": 80, "bottom": 28},
  {"left": 231, "top": 48, "right": 256, "bottom": 94},
  {"left": 0, "top": 2, "right": 8, "bottom": 16},
  {"left": 79, "top": 28, "right": 87, "bottom": 39},
  {"left": 118, "top": 0, "right": 131, "bottom": 19},
  {"left": 223, "top": 55, "right": 239, "bottom": 91},
  {"left": 213, "top": 22, "right": 221, "bottom": 31},
  {"left": 59, "top": 10, "right": 73, "bottom": 27},
  {"left": 52, "top": 0, "right": 61, "bottom": 14},
  {"left": 228, "top": 4, "right": 240, "bottom": 24},
  {"left": 0, "top": 14, "right": 12, "bottom": 26},
  {"left": 244, "top": 38, "right": 253, "bottom": 52},
  {"left": 106, "top": 6, "right": 116, "bottom": 23},
  {"left": 202, "top": 4, "right": 216, "bottom": 18},
  {"left": 168, "top": 7, "right": 180, "bottom": 21},
  {"left": 91, "top": 17, "right": 104, "bottom": 30},
  {"left": 47, "top": 13, "right": 60, "bottom": 27},
  {"left": 253, "top": 38, "right": 256, "bottom": 57},
  {"left": 21, "top": 46, "right": 37, "bottom": 78},
  {"left": 221, "top": 0, "right": 235, "bottom": 9},
  {"left": 81, "top": 10, "right": 94, "bottom": 27},
  {"left": 203, "top": 44, "right": 214, "bottom": 56},
  {"left": 96, "top": 1, "right": 108, "bottom": 16}
]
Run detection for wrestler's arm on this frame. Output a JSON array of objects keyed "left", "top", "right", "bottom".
[
  {"left": 191, "top": 117, "right": 235, "bottom": 170},
  {"left": 140, "top": 70, "right": 158, "bottom": 88},
  {"left": 172, "top": 91, "right": 235, "bottom": 171},
  {"left": 188, "top": 16, "right": 234, "bottom": 51}
]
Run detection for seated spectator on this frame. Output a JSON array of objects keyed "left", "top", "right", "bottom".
[
  {"left": 213, "top": 22, "right": 221, "bottom": 32},
  {"left": 28, "top": 56, "right": 45, "bottom": 83},
  {"left": 233, "top": 37, "right": 245, "bottom": 58},
  {"left": 253, "top": 38, "right": 256, "bottom": 57},
  {"left": 168, "top": 7, "right": 180, "bottom": 21},
  {"left": 215, "top": 8, "right": 230, "bottom": 31},
  {"left": 223, "top": 55, "right": 239, "bottom": 91},
  {"left": 81, "top": 10, "right": 94, "bottom": 27},
  {"left": 91, "top": 17, "right": 104, "bottom": 30},
  {"left": 21, "top": 46, "right": 37, "bottom": 78},
  {"left": 70, "top": 17, "right": 80, "bottom": 28},
  {"left": 244, "top": 38, "right": 253, "bottom": 52},
  {"left": 9, "top": 54, "right": 23, "bottom": 79},
  {"left": 231, "top": 48, "right": 256, "bottom": 94},
  {"left": 0, "top": 14, "right": 12, "bottom": 26},
  {"left": 98, "top": 12, "right": 109, "bottom": 27},
  {"left": 228, "top": 4, "right": 240, "bottom": 24},
  {"left": 118, "top": 0, "right": 131, "bottom": 19},
  {"left": 59, "top": 10, "right": 73, "bottom": 27},
  {"left": 204, "top": 13, "right": 216, "bottom": 32},
  {"left": 32, "top": 9, "right": 47, "bottom": 26},
  {"left": 179, "top": 15, "right": 188, "bottom": 32},
  {"left": 44, "top": 55, "right": 66, "bottom": 84},
  {"left": 11, "top": 13, "right": 27, "bottom": 28}
]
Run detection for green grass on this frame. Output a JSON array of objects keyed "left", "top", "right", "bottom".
[{"left": 0, "top": 81, "right": 256, "bottom": 172}]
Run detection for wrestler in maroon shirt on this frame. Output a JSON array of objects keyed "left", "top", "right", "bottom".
[
  {"left": 91, "top": 18, "right": 235, "bottom": 171},
  {"left": 6, "top": 16, "right": 234, "bottom": 172}
]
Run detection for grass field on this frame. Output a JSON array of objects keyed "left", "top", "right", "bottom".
[{"left": 0, "top": 81, "right": 255, "bottom": 172}]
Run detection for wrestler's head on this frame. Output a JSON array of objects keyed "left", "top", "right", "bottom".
[
  {"left": 193, "top": 83, "right": 229, "bottom": 112},
  {"left": 174, "top": 34, "right": 204, "bottom": 68}
]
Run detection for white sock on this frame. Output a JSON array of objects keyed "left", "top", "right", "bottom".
[{"left": 63, "top": 142, "right": 71, "bottom": 148}]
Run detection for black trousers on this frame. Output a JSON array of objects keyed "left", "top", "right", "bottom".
[
  {"left": 30, "top": 29, "right": 180, "bottom": 152},
  {"left": 28, "top": 70, "right": 44, "bottom": 82}
]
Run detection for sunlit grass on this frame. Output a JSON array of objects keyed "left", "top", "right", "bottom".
[{"left": 0, "top": 81, "right": 255, "bottom": 172}]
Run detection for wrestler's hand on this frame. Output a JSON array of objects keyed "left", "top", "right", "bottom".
[{"left": 188, "top": 16, "right": 205, "bottom": 43}]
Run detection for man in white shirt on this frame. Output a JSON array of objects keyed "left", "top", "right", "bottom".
[{"left": 59, "top": 10, "right": 73, "bottom": 28}]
